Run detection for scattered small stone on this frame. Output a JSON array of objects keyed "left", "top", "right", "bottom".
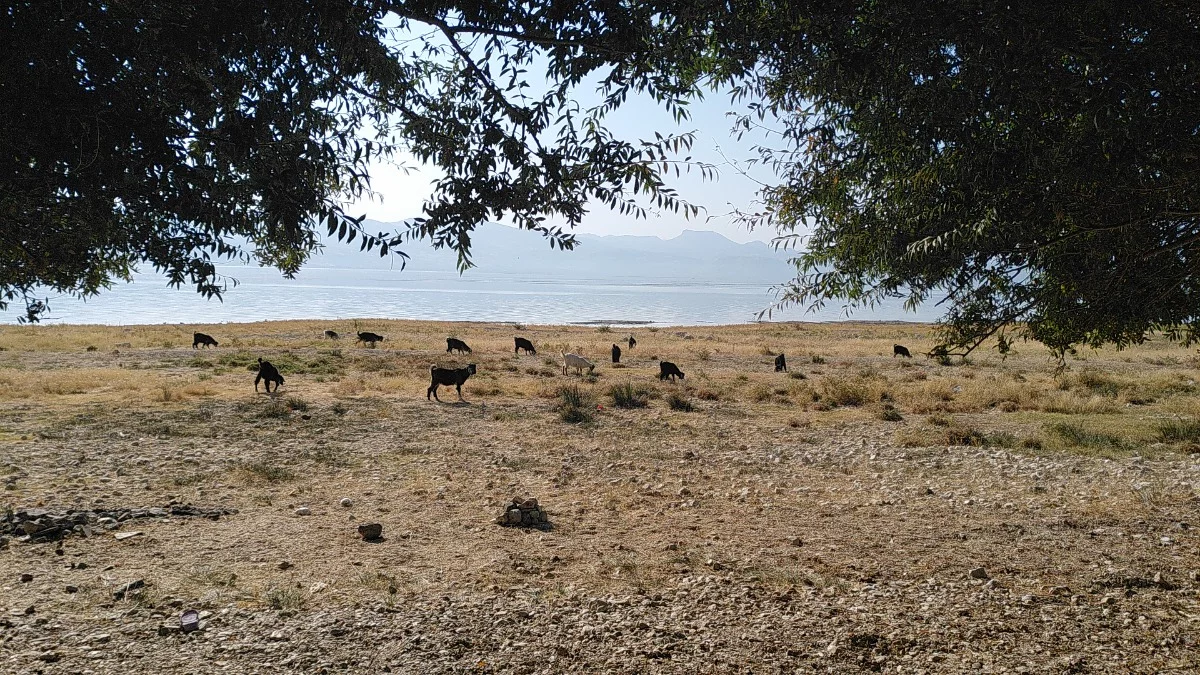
[
  {"left": 278, "top": 561, "right": 293, "bottom": 571},
  {"left": 494, "top": 497, "right": 551, "bottom": 530},
  {"left": 340, "top": 498, "right": 353, "bottom": 507},
  {"left": 158, "top": 623, "right": 181, "bottom": 636},
  {"left": 789, "top": 537, "right": 804, "bottom": 547},
  {"left": 114, "top": 531, "right": 143, "bottom": 541},
  {"left": 295, "top": 507, "right": 312, "bottom": 516},
  {"left": 19, "top": 573, "right": 33, "bottom": 583},
  {"left": 64, "top": 585, "right": 78, "bottom": 594},
  {"left": 969, "top": 567, "right": 989, "bottom": 580},
  {"left": 357, "top": 522, "right": 383, "bottom": 541}
]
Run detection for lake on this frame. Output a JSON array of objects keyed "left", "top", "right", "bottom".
[{"left": 4, "top": 265, "right": 943, "bottom": 326}]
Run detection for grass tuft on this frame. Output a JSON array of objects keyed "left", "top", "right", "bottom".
[
  {"left": 1155, "top": 419, "right": 1200, "bottom": 443},
  {"left": 665, "top": 392, "right": 695, "bottom": 412},
  {"left": 609, "top": 382, "right": 650, "bottom": 409},
  {"left": 557, "top": 385, "right": 594, "bottom": 424}
]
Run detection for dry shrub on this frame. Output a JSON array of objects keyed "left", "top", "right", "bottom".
[{"left": 818, "top": 375, "right": 887, "bottom": 408}]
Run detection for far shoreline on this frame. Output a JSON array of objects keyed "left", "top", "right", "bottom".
[{"left": 0, "top": 317, "right": 940, "bottom": 330}]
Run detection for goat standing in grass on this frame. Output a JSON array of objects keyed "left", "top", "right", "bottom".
[
  {"left": 255, "top": 358, "right": 285, "bottom": 393},
  {"left": 427, "top": 364, "right": 477, "bottom": 402},
  {"left": 561, "top": 351, "right": 595, "bottom": 376},
  {"left": 659, "top": 361, "right": 685, "bottom": 382},
  {"left": 514, "top": 337, "right": 537, "bottom": 355},
  {"left": 446, "top": 337, "right": 472, "bottom": 354}
]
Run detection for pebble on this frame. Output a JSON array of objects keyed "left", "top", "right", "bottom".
[
  {"left": 340, "top": 498, "right": 353, "bottom": 507},
  {"left": 358, "top": 522, "right": 383, "bottom": 540},
  {"left": 20, "top": 573, "right": 33, "bottom": 583},
  {"left": 295, "top": 507, "right": 312, "bottom": 516},
  {"left": 969, "top": 567, "right": 989, "bottom": 580}
]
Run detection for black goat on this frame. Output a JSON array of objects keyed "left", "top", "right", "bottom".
[
  {"left": 774, "top": 353, "right": 787, "bottom": 372},
  {"left": 323, "top": 329, "right": 339, "bottom": 340},
  {"left": 427, "top": 363, "right": 477, "bottom": 402},
  {"left": 659, "top": 361, "right": 685, "bottom": 382},
  {"left": 254, "top": 358, "right": 284, "bottom": 393},
  {"left": 893, "top": 344, "right": 912, "bottom": 358},
  {"left": 192, "top": 332, "right": 218, "bottom": 349},
  {"left": 628, "top": 335, "right": 637, "bottom": 349},
  {"left": 446, "top": 337, "right": 472, "bottom": 354},
  {"left": 514, "top": 337, "right": 537, "bottom": 355},
  {"left": 357, "top": 332, "right": 384, "bottom": 347},
  {"left": 612, "top": 343, "right": 622, "bottom": 364}
]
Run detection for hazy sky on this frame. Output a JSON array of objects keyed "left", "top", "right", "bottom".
[{"left": 347, "top": 71, "right": 787, "bottom": 245}]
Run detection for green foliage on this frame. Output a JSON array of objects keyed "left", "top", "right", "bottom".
[
  {"left": 732, "top": 3, "right": 1200, "bottom": 357},
  {"left": 1155, "top": 419, "right": 1200, "bottom": 444},
  {"left": 609, "top": 382, "right": 650, "bottom": 409},
  {"left": 556, "top": 385, "right": 594, "bottom": 424},
  {"left": 1047, "top": 422, "right": 1131, "bottom": 452},
  {"left": 3, "top": 1, "right": 703, "bottom": 321},
  {"left": 10, "top": 0, "right": 1194, "bottom": 360}
]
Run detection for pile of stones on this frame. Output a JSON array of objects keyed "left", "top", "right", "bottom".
[
  {"left": 495, "top": 497, "right": 550, "bottom": 530},
  {"left": 2, "top": 505, "right": 239, "bottom": 544}
]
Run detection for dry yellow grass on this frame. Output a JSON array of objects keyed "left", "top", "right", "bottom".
[{"left": 2, "top": 319, "right": 1199, "bottom": 672}]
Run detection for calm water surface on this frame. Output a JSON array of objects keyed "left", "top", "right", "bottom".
[{"left": 6, "top": 266, "right": 943, "bottom": 326}]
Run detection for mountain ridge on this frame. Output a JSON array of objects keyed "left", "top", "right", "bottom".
[{"left": 309, "top": 221, "right": 795, "bottom": 283}]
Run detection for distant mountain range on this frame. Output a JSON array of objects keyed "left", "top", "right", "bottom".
[{"left": 309, "top": 221, "right": 797, "bottom": 283}]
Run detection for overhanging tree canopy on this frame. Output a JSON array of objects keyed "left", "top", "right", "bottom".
[
  {"left": 1, "top": 0, "right": 704, "bottom": 321},
  {"left": 716, "top": 1, "right": 1200, "bottom": 356},
  {"left": 4, "top": 1, "right": 1198, "bottom": 358}
]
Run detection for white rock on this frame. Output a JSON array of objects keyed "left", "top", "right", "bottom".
[
  {"left": 340, "top": 498, "right": 353, "bottom": 507},
  {"left": 295, "top": 507, "right": 312, "bottom": 516}
]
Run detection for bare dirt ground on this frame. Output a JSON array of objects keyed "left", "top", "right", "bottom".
[{"left": 1, "top": 320, "right": 1199, "bottom": 674}]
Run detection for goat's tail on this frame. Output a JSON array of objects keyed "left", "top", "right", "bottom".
[{"left": 429, "top": 364, "right": 436, "bottom": 373}]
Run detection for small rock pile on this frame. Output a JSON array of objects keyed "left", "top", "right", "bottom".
[
  {"left": 2, "top": 505, "right": 239, "bottom": 543},
  {"left": 495, "top": 497, "right": 550, "bottom": 530}
]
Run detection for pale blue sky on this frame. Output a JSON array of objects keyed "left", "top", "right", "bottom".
[{"left": 347, "top": 57, "right": 787, "bottom": 245}]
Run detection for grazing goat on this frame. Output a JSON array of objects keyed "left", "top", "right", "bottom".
[
  {"left": 893, "top": 344, "right": 912, "bottom": 358},
  {"left": 659, "top": 361, "right": 685, "bottom": 382},
  {"left": 514, "top": 337, "right": 537, "bottom": 355},
  {"left": 775, "top": 353, "right": 787, "bottom": 372},
  {"left": 628, "top": 335, "right": 637, "bottom": 349},
  {"left": 612, "top": 343, "right": 622, "bottom": 364},
  {"left": 427, "top": 363, "right": 476, "bottom": 402},
  {"left": 356, "top": 332, "right": 384, "bottom": 347},
  {"left": 446, "top": 337, "right": 472, "bottom": 354},
  {"left": 192, "top": 332, "right": 218, "bottom": 349},
  {"left": 323, "top": 330, "right": 339, "bottom": 340},
  {"left": 561, "top": 351, "right": 595, "bottom": 376},
  {"left": 254, "top": 358, "right": 284, "bottom": 393}
]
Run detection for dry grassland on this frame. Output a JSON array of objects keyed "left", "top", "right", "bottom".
[{"left": 1, "top": 319, "right": 1199, "bottom": 673}]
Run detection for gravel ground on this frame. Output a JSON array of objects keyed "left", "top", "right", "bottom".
[{"left": 2, "top": 328, "right": 1200, "bottom": 674}]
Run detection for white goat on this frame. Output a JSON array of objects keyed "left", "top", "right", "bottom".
[{"left": 561, "top": 351, "right": 595, "bottom": 376}]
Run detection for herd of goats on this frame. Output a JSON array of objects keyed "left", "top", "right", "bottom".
[{"left": 188, "top": 329, "right": 918, "bottom": 403}]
